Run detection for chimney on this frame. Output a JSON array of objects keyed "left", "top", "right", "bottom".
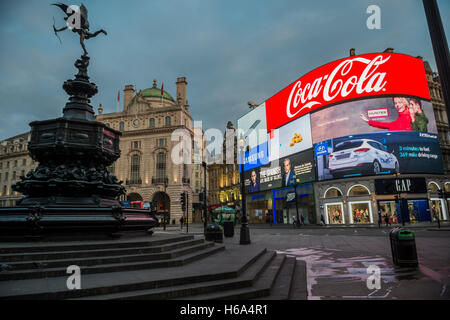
[
  {"left": 349, "top": 48, "right": 355, "bottom": 56},
  {"left": 123, "top": 85, "right": 134, "bottom": 110},
  {"left": 176, "top": 77, "right": 187, "bottom": 108}
]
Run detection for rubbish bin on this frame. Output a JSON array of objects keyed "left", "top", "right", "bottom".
[
  {"left": 389, "top": 227, "right": 418, "bottom": 268},
  {"left": 223, "top": 221, "right": 234, "bottom": 237},
  {"left": 205, "top": 224, "right": 223, "bottom": 243}
]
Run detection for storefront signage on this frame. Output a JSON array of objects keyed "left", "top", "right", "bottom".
[{"left": 375, "top": 177, "right": 427, "bottom": 195}]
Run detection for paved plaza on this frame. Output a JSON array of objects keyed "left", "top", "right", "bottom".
[{"left": 160, "top": 222, "right": 450, "bottom": 299}]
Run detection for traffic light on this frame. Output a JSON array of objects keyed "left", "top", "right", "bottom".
[{"left": 181, "top": 192, "right": 186, "bottom": 212}]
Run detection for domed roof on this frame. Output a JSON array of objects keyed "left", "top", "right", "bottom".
[{"left": 141, "top": 80, "right": 175, "bottom": 101}]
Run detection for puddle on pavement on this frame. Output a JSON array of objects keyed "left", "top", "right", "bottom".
[{"left": 276, "top": 247, "right": 444, "bottom": 299}]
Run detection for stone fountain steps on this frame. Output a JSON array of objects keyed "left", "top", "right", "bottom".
[
  {"left": 0, "top": 238, "right": 205, "bottom": 263},
  {"left": 0, "top": 243, "right": 224, "bottom": 281},
  {"left": 0, "top": 234, "right": 309, "bottom": 300},
  {"left": 0, "top": 234, "right": 194, "bottom": 254}
]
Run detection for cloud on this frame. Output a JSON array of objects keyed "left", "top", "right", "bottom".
[{"left": 0, "top": 0, "right": 449, "bottom": 140}]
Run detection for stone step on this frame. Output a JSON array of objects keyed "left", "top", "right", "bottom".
[
  {"left": 173, "top": 253, "right": 286, "bottom": 300},
  {"left": 0, "top": 238, "right": 204, "bottom": 263},
  {"left": 0, "top": 244, "right": 224, "bottom": 281},
  {"left": 288, "top": 259, "right": 308, "bottom": 300},
  {"left": 0, "top": 234, "right": 194, "bottom": 254},
  {"left": 258, "top": 256, "right": 296, "bottom": 300},
  {"left": 72, "top": 250, "right": 277, "bottom": 300},
  {"left": 0, "top": 247, "right": 267, "bottom": 300},
  {"left": 4, "top": 242, "right": 211, "bottom": 271}
]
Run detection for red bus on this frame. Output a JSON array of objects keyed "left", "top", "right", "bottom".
[{"left": 130, "top": 201, "right": 152, "bottom": 210}]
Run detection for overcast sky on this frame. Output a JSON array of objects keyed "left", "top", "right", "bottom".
[{"left": 0, "top": 0, "right": 449, "bottom": 140}]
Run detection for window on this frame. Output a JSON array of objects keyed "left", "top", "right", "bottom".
[
  {"left": 149, "top": 118, "right": 155, "bottom": 128},
  {"left": 14, "top": 160, "right": 18, "bottom": 167},
  {"left": 119, "top": 122, "right": 125, "bottom": 131},
  {"left": 158, "top": 138, "right": 166, "bottom": 147},
  {"left": 165, "top": 116, "right": 171, "bottom": 126},
  {"left": 428, "top": 182, "right": 440, "bottom": 193},
  {"left": 0, "top": 163, "right": 2, "bottom": 170},
  {"left": 3, "top": 186, "right": 6, "bottom": 195},
  {"left": 130, "top": 154, "right": 141, "bottom": 184},
  {"left": 21, "top": 170, "right": 25, "bottom": 177},
  {"left": 156, "top": 152, "right": 166, "bottom": 180},
  {"left": 22, "top": 159, "right": 26, "bottom": 166},
  {"left": 348, "top": 185, "right": 370, "bottom": 196},
  {"left": 12, "top": 171, "right": 16, "bottom": 180},
  {"left": 132, "top": 141, "right": 141, "bottom": 149},
  {"left": 4, "top": 172, "right": 8, "bottom": 182},
  {"left": 6, "top": 161, "right": 9, "bottom": 169},
  {"left": 324, "top": 188, "right": 343, "bottom": 198}
]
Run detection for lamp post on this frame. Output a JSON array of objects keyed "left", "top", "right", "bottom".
[{"left": 239, "top": 136, "right": 251, "bottom": 245}]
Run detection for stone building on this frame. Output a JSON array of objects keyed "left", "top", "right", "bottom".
[
  {"left": 0, "top": 132, "right": 37, "bottom": 207},
  {"left": 423, "top": 59, "right": 450, "bottom": 174},
  {"left": 207, "top": 121, "right": 242, "bottom": 214},
  {"left": 96, "top": 77, "right": 194, "bottom": 224}
]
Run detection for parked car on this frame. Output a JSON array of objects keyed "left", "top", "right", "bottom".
[{"left": 328, "top": 138, "right": 399, "bottom": 178}]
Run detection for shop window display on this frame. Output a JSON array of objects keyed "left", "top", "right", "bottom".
[
  {"left": 379, "top": 201, "right": 398, "bottom": 224},
  {"left": 430, "top": 199, "right": 446, "bottom": 221},
  {"left": 350, "top": 202, "right": 371, "bottom": 224},
  {"left": 326, "top": 203, "right": 344, "bottom": 224}
]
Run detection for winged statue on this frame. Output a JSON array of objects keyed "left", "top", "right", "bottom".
[{"left": 52, "top": 3, "right": 107, "bottom": 55}]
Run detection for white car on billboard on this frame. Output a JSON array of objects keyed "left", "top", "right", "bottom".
[{"left": 328, "top": 138, "right": 399, "bottom": 178}]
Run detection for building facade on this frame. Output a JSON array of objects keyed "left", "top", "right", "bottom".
[
  {"left": 96, "top": 77, "right": 194, "bottom": 224},
  {"left": 0, "top": 132, "right": 37, "bottom": 207},
  {"left": 207, "top": 122, "right": 242, "bottom": 217},
  {"left": 239, "top": 49, "right": 450, "bottom": 226}
]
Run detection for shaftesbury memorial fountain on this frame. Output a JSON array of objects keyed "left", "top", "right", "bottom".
[{"left": 0, "top": 4, "right": 158, "bottom": 237}]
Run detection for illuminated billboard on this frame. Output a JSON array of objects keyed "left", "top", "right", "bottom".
[
  {"left": 264, "top": 53, "right": 430, "bottom": 132},
  {"left": 244, "top": 149, "right": 315, "bottom": 193},
  {"left": 237, "top": 52, "right": 443, "bottom": 187}
]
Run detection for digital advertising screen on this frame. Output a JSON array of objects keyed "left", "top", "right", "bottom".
[
  {"left": 237, "top": 52, "right": 444, "bottom": 187},
  {"left": 244, "top": 149, "right": 316, "bottom": 193}
]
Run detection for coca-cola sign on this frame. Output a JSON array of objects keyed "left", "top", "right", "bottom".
[{"left": 265, "top": 53, "right": 430, "bottom": 132}]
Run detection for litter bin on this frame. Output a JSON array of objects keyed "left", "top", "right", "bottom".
[
  {"left": 389, "top": 227, "right": 418, "bottom": 268},
  {"left": 205, "top": 224, "right": 223, "bottom": 243},
  {"left": 223, "top": 221, "right": 234, "bottom": 237}
]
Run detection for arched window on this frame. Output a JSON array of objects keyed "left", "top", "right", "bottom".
[
  {"left": 119, "top": 122, "right": 125, "bottom": 131},
  {"left": 348, "top": 185, "right": 370, "bottom": 196},
  {"left": 165, "top": 116, "right": 171, "bottom": 126},
  {"left": 156, "top": 152, "right": 166, "bottom": 181},
  {"left": 130, "top": 154, "right": 140, "bottom": 184},
  {"left": 428, "top": 182, "right": 440, "bottom": 193},
  {"left": 149, "top": 118, "right": 155, "bottom": 128},
  {"left": 324, "top": 187, "right": 343, "bottom": 198}
]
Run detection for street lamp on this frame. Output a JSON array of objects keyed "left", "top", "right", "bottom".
[{"left": 239, "top": 136, "right": 251, "bottom": 244}]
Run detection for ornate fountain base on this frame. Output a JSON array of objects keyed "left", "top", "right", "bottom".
[{"left": 0, "top": 54, "right": 159, "bottom": 238}]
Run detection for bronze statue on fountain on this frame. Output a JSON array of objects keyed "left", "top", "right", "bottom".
[{"left": 0, "top": 3, "right": 159, "bottom": 237}]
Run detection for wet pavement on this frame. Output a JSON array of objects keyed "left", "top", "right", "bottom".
[{"left": 172, "top": 223, "right": 450, "bottom": 299}]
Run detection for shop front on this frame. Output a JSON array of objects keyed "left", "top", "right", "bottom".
[
  {"left": 375, "top": 177, "right": 431, "bottom": 223},
  {"left": 246, "top": 192, "right": 272, "bottom": 224},
  {"left": 272, "top": 183, "right": 315, "bottom": 225}
]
